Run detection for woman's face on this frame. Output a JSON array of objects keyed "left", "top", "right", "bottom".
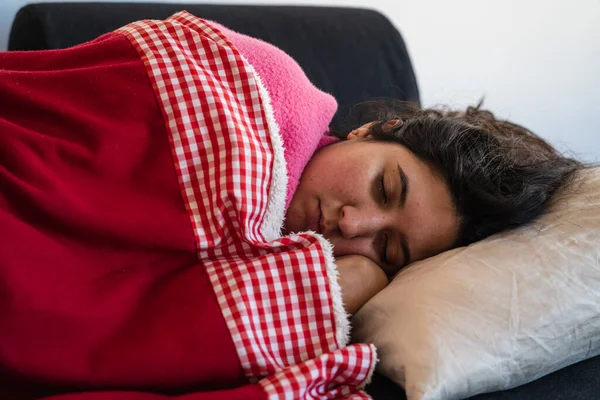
[{"left": 284, "top": 121, "right": 460, "bottom": 276}]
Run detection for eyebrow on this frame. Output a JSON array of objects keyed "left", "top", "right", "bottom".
[
  {"left": 397, "top": 163, "right": 409, "bottom": 208},
  {"left": 396, "top": 163, "right": 411, "bottom": 265}
]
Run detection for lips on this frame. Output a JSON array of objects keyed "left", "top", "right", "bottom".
[{"left": 308, "top": 199, "right": 322, "bottom": 234}]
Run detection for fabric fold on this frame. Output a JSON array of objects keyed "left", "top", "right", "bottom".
[
  {"left": 117, "top": 11, "right": 375, "bottom": 398},
  {"left": 0, "top": 10, "right": 375, "bottom": 399}
]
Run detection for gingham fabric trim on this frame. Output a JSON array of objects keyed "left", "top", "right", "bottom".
[
  {"left": 118, "top": 14, "right": 275, "bottom": 250},
  {"left": 259, "top": 344, "right": 378, "bottom": 400},
  {"left": 117, "top": 11, "right": 376, "bottom": 396}
]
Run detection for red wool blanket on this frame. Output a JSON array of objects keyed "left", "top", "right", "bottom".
[{"left": 0, "top": 12, "right": 376, "bottom": 400}]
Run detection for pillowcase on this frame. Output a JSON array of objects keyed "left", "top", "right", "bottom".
[{"left": 352, "top": 168, "right": 600, "bottom": 400}]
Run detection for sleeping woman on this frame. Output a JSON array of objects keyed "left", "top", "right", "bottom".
[{"left": 0, "top": 11, "right": 582, "bottom": 400}]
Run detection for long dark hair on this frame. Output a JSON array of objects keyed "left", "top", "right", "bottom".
[{"left": 331, "top": 100, "right": 585, "bottom": 247}]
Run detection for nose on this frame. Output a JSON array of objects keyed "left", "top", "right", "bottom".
[{"left": 338, "top": 205, "right": 386, "bottom": 239}]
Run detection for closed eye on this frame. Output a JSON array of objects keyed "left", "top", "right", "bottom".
[{"left": 378, "top": 175, "right": 387, "bottom": 204}]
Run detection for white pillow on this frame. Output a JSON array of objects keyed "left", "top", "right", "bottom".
[{"left": 352, "top": 168, "right": 600, "bottom": 400}]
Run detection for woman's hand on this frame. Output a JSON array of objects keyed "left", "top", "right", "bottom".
[{"left": 336, "top": 255, "right": 389, "bottom": 314}]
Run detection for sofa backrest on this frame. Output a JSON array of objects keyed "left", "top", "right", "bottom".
[{"left": 8, "top": 3, "right": 419, "bottom": 129}]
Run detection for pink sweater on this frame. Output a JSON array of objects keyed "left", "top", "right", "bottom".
[{"left": 214, "top": 23, "right": 339, "bottom": 209}]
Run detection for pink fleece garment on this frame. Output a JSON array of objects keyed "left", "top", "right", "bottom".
[{"left": 213, "top": 23, "right": 339, "bottom": 209}]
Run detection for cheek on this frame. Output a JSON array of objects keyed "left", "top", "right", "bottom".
[
  {"left": 300, "top": 143, "right": 376, "bottom": 201},
  {"left": 321, "top": 167, "right": 367, "bottom": 200}
]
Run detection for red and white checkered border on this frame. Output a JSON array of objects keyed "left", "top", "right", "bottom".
[
  {"left": 117, "top": 11, "right": 376, "bottom": 398},
  {"left": 259, "top": 343, "right": 377, "bottom": 400}
]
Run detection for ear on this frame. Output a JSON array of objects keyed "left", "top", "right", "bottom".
[{"left": 382, "top": 118, "right": 403, "bottom": 132}]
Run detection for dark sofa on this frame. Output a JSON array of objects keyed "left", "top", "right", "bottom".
[{"left": 7, "top": 3, "right": 600, "bottom": 399}]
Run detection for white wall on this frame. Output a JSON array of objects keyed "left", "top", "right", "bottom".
[{"left": 2, "top": 0, "right": 599, "bottom": 161}]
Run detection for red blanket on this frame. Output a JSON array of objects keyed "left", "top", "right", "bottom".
[{"left": 0, "top": 12, "right": 375, "bottom": 400}]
